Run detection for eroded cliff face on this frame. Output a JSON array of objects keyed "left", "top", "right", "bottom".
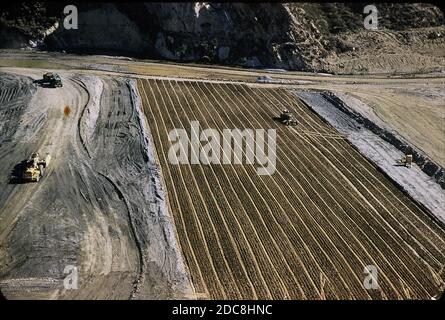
[
  {"left": 44, "top": 3, "right": 313, "bottom": 69},
  {"left": 2, "top": 2, "right": 445, "bottom": 72}
]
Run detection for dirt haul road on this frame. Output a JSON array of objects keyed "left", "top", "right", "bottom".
[
  {"left": 139, "top": 78, "right": 445, "bottom": 300},
  {"left": 0, "top": 71, "right": 191, "bottom": 299}
]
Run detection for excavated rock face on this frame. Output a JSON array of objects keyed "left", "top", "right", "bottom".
[
  {"left": 145, "top": 3, "right": 312, "bottom": 69},
  {"left": 1, "top": 2, "right": 444, "bottom": 71}
]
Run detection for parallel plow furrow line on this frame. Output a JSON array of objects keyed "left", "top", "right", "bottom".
[
  {"left": 191, "top": 81, "right": 358, "bottom": 298},
  {"left": 155, "top": 79, "right": 247, "bottom": 299},
  {"left": 169, "top": 80, "right": 277, "bottom": 299},
  {"left": 273, "top": 88, "right": 445, "bottom": 263},
  {"left": 137, "top": 78, "right": 445, "bottom": 299},
  {"left": 284, "top": 93, "right": 445, "bottom": 263},
  {"left": 215, "top": 81, "right": 420, "bottom": 298},
  {"left": 188, "top": 80, "right": 319, "bottom": 298},
  {"left": 138, "top": 80, "right": 211, "bottom": 298},
  {"left": 181, "top": 80, "right": 299, "bottom": 298},
  {"left": 147, "top": 78, "right": 232, "bottom": 298},
  {"left": 268, "top": 89, "right": 443, "bottom": 264},
  {"left": 215, "top": 82, "right": 400, "bottom": 298},
  {"left": 198, "top": 80, "right": 366, "bottom": 298},
  {"left": 147, "top": 79, "right": 240, "bottom": 299},
  {"left": 248, "top": 86, "right": 441, "bottom": 296},
  {"left": 254, "top": 87, "right": 439, "bottom": 294},
  {"left": 222, "top": 83, "right": 434, "bottom": 298},
  {"left": 280, "top": 89, "right": 445, "bottom": 252}
]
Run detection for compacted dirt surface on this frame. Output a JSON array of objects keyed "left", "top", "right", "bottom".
[
  {"left": 0, "top": 51, "right": 444, "bottom": 300},
  {"left": 0, "top": 70, "right": 191, "bottom": 299}
]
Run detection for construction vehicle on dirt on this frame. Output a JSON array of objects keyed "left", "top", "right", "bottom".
[
  {"left": 22, "top": 153, "right": 51, "bottom": 182},
  {"left": 278, "top": 109, "right": 297, "bottom": 126},
  {"left": 42, "top": 72, "right": 63, "bottom": 88},
  {"left": 397, "top": 154, "right": 413, "bottom": 168}
]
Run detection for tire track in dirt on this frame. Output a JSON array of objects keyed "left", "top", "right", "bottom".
[
  {"left": 82, "top": 78, "right": 143, "bottom": 299},
  {"left": 96, "top": 172, "right": 144, "bottom": 299},
  {"left": 1, "top": 72, "right": 191, "bottom": 299}
]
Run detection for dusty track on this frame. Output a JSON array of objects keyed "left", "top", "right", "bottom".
[
  {"left": 0, "top": 72, "right": 191, "bottom": 299},
  {"left": 139, "top": 78, "right": 445, "bottom": 299}
]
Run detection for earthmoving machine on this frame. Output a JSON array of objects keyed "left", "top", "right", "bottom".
[
  {"left": 22, "top": 152, "right": 51, "bottom": 182},
  {"left": 278, "top": 109, "right": 297, "bottom": 126},
  {"left": 42, "top": 72, "right": 62, "bottom": 88},
  {"left": 397, "top": 154, "right": 413, "bottom": 168}
]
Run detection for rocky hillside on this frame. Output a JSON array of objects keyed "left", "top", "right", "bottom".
[{"left": 1, "top": 2, "right": 444, "bottom": 73}]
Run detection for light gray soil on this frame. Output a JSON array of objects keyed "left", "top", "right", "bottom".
[
  {"left": 0, "top": 70, "right": 192, "bottom": 299},
  {"left": 296, "top": 90, "right": 445, "bottom": 225}
]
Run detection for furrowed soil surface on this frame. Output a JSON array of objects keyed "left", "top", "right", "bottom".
[
  {"left": 295, "top": 90, "right": 445, "bottom": 223},
  {"left": 0, "top": 71, "right": 191, "bottom": 299},
  {"left": 336, "top": 87, "right": 445, "bottom": 168},
  {"left": 138, "top": 78, "right": 445, "bottom": 299}
]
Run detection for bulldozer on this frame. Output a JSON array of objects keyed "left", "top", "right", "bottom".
[
  {"left": 277, "top": 109, "right": 297, "bottom": 126},
  {"left": 42, "top": 72, "right": 62, "bottom": 88},
  {"left": 22, "top": 152, "right": 51, "bottom": 182},
  {"left": 397, "top": 154, "right": 413, "bottom": 168}
]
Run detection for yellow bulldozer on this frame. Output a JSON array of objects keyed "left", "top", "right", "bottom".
[{"left": 22, "top": 152, "right": 51, "bottom": 182}]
